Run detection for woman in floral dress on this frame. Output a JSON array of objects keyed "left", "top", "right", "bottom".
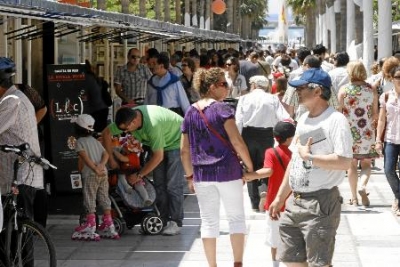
[{"left": 338, "top": 61, "right": 379, "bottom": 206}]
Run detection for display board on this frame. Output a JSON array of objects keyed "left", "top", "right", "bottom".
[{"left": 46, "top": 64, "right": 89, "bottom": 193}]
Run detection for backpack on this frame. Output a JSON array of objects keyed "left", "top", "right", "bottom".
[{"left": 100, "top": 80, "right": 112, "bottom": 107}]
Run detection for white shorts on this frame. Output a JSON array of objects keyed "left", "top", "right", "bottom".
[
  {"left": 194, "top": 179, "right": 246, "bottom": 238},
  {"left": 265, "top": 213, "right": 281, "bottom": 248}
]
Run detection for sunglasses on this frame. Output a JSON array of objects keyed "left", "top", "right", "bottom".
[
  {"left": 117, "top": 119, "right": 134, "bottom": 132},
  {"left": 181, "top": 64, "right": 188, "bottom": 67},
  {"left": 216, "top": 81, "right": 229, "bottom": 88},
  {"left": 393, "top": 76, "right": 400, "bottom": 80},
  {"left": 225, "top": 63, "right": 234, "bottom": 66},
  {"left": 130, "top": 55, "right": 140, "bottom": 59}
]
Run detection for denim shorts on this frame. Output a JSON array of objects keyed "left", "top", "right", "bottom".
[{"left": 278, "top": 186, "right": 341, "bottom": 267}]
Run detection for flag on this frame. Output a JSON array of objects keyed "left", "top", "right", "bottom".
[{"left": 280, "top": 4, "right": 287, "bottom": 25}]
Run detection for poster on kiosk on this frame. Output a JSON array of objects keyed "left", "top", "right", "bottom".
[{"left": 46, "top": 64, "right": 89, "bottom": 194}]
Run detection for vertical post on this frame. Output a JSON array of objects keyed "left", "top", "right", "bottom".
[
  {"left": 80, "top": 27, "right": 85, "bottom": 63},
  {"left": 27, "top": 18, "right": 32, "bottom": 85},
  {"left": 378, "top": 0, "right": 392, "bottom": 59},
  {"left": 14, "top": 18, "right": 22, "bottom": 84},
  {"left": 1, "top": 16, "right": 7, "bottom": 57},
  {"left": 363, "top": 0, "right": 373, "bottom": 76},
  {"left": 346, "top": 0, "right": 355, "bottom": 50}
]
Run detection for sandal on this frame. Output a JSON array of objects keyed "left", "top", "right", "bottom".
[
  {"left": 349, "top": 198, "right": 359, "bottom": 206},
  {"left": 358, "top": 188, "right": 370, "bottom": 207}
]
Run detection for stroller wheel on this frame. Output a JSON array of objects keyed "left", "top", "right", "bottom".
[
  {"left": 113, "top": 217, "right": 127, "bottom": 236},
  {"left": 141, "top": 213, "right": 163, "bottom": 235}
]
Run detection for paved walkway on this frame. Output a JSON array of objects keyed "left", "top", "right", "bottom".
[{"left": 48, "top": 158, "right": 400, "bottom": 267}]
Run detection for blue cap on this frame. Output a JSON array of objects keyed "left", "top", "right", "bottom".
[
  {"left": 0, "top": 57, "right": 15, "bottom": 71},
  {"left": 288, "top": 68, "right": 332, "bottom": 89}
]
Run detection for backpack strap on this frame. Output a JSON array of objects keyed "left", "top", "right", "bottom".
[{"left": 273, "top": 148, "right": 286, "bottom": 170}]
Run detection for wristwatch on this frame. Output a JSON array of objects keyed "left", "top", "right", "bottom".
[{"left": 302, "top": 154, "right": 313, "bottom": 169}]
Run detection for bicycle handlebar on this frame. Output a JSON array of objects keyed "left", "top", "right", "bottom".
[{"left": 0, "top": 143, "right": 57, "bottom": 170}]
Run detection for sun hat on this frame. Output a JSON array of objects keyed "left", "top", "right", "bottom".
[{"left": 71, "top": 114, "right": 95, "bottom": 131}]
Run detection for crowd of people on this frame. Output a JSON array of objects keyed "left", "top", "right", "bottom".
[{"left": 1, "top": 40, "right": 400, "bottom": 267}]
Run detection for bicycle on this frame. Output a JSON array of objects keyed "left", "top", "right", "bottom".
[{"left": 0, "top": 143, "right": 57, "bottom": 267}]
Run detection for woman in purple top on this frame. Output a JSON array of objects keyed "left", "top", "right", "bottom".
[{"left": 181, "top": 67, "right": 253, "bottom": 267}]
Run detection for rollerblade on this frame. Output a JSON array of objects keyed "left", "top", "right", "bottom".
[
  {"left": 98, "top": 221, "right": 120, "bottom": 239},
  {"left": 71, "top": 222, "right": 100, "bottom": 241}
]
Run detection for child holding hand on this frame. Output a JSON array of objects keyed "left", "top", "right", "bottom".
[
  {"left": 244, "top": 120, "right": 296, "bottom": 267},
  {"left": 71, "top": 114, "right": 119, "bottom": 241}
]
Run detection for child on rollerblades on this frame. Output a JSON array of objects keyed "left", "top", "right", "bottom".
[{"left": 71, "top": 114, "right": 120, "bottom": 241}]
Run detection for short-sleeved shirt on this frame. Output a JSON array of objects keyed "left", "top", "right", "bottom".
[
  {"left": 289, "top": 106, "right": 353, "bottom": 192},
  {"left": 181, "top": 101, "right": 242, "bottom": 183},
  {"left": 225, "top": 72, "right": 247, "bottom": 98},
  {"left": 380, "top": 90, "right": 400, "bottom": 144},
  {"left": 235, "top": 89, "right": 290, "bottom": 133},
  {"left": 114, "top": 64, "right": 152, "bottom": 100},
  {"left": 109, "top": 105, "right": 183, "bottom": 151},
  {"left": 0, "top": 86, "right": 43, "bottom": 193},
  {"left": 75, "top": 136, "right": 105, "bottom": 178},
  {"left": 263, "top": 145, "right": 292, "bottom": 211}
]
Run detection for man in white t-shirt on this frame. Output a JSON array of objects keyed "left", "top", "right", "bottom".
[{"left": 269, "top": 68, "right": 353, "bottom": 267}]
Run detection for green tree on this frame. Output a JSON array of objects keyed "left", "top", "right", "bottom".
[
  {"left": 239, "top": 0, "right": 268, "bottom": 39},
  {"left": 286, "top": 0, "right": 316, "bottom": 47}
]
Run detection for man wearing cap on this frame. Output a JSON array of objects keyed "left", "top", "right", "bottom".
[
  {"left": 269, "top": 68, "right": 353, "bottom": 267},
  {"left": 236, "top": 75, "right": 290, "bottom": 212},
  {"left": 0, "top": 57, "right": 43, "bottom": 219}
]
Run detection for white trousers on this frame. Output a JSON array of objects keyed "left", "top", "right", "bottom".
[{"left": 194, "top": 179, "right": 246, "bottom": 238}]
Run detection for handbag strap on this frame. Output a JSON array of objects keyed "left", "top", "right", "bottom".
[
  {"left": 273, "top": 147, "right": 286, "bottom": 170},
  {"left": 195, "top": 103, "right": 236, "bottom": 153}
]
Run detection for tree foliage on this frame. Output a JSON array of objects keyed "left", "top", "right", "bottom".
[{"left": 239, "top": 0, "right": 268, "bottom": 31}]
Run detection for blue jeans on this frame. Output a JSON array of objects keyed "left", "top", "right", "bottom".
[
  {"left": 153, "top": 149, "right": 184, "bottom": 227},
  {"left": 383, "top": 142, "right": 400, "bottom": 207}
]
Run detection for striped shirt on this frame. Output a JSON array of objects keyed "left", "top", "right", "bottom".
[
  {"left": 0, "top": 86, "right": 43, "bottom": 194},
  {"left": 114, "top": 64, "right": 152, "bottom": 100}
]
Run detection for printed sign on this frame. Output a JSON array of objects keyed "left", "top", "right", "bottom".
[{"left": 46, "top": 64, "right": 89, "bottom": 193}]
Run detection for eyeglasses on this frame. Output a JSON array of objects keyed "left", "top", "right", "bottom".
[
  {"left": 130, "top": 55, "right": 140, "bottom": 59},
  {"left": 181, "top": 64, "right": 188, "bottom": 67},
  {"left": 216, "top": 81, "right": 229, "bottom": 88}
]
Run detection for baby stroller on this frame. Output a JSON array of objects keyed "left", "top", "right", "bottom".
[
  {"left": 108, "top": 169, "right": 163, "bottom": 236},
  {"left": 108, "top": 138, "right": 163, "bottom": 236}
]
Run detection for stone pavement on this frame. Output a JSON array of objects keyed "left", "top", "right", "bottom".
[{"left": 48, "top": 158, "right": 400, "bottom": 267}]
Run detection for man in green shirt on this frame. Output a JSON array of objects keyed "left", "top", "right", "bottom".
[{"left": 102, "top": 105, "right": 184, "bottom": 235}]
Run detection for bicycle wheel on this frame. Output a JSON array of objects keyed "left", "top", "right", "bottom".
[{"left": 9, "top": 219, "right": 57, "bottom": 267}]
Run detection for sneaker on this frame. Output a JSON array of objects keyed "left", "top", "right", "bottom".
[
  {"left": 358, "top": 188, "right": 370, "bottom": 207},
  {"left": 259, "top": 191, "right": 266, "bottom": 213},
  {"left": 162, "top": 221, "right": 180, "bottom": 236}
]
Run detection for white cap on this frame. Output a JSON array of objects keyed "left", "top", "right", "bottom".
[
  {"left": 71, "top": 114, "right": 95, "bottom": 131},
  {"left": 249, "top": 75, "right": 269, "bottom": 88}
]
